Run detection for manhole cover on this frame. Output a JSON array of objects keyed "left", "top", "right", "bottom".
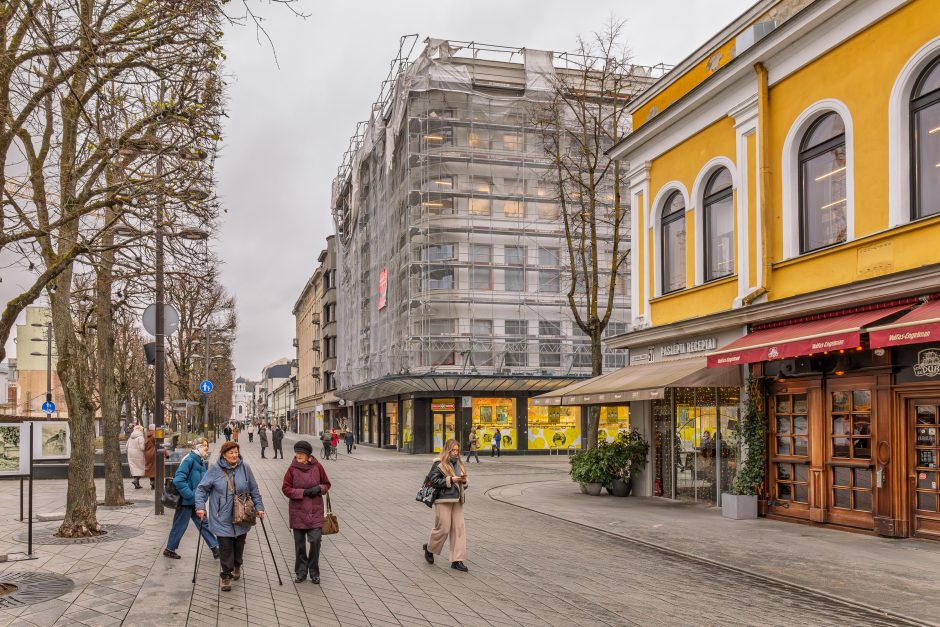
[
  {"left": 0, "top": 572, "right": 73, "bottom": 609},
  {"left": 16, "top": 523, "right": 143, "bottom": 545}
]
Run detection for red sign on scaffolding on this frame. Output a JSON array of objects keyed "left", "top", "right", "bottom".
[{"left": 378, "top": 267, "right": 388, "bottom": 311}]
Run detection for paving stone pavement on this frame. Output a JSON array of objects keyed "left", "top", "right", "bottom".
[{"left": 0, "top": 435, "right": 931, "bottom": 626}]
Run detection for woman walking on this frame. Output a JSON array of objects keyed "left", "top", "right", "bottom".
[
  {"left": 195, "top": 441, "right": 265, "bottom": 591},
  {"left": 126, "top": 425, "right": 146, "bottom": 489},
  {"left": 422, "top": 439, "right": 469, "bottom": 572},
  {"left": 259, "top": 424, "right": 269, "bottom": 458},
  {"left": 272, "top": 424, "right": 285, "bottom": 459},
  {"left": 282, "top": 440, "right": 331, "bottom": 584},
  {"left": 344, "top": 428, "right": 354, "bottom": 454},
  {"left": 163, "top": 438, "right": 219, "bottom": 560},
  {"left": 232, "top": 424, "right": 240, "bottom": 443},
  {"left": 465, "top": 427, "right": 481, "bottom": 464}
]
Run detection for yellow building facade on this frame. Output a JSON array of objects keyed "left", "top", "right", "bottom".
[{"left": 605, "top": 0, "right": 940, "bottom": 537}]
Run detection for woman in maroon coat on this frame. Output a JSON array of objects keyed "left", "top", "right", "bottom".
[{"left": 282, "top": 440, "right": 331, "bottom": 584}]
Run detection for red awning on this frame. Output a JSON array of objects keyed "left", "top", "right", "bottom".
[
  {"left": 706, "top": 306, "right": 910, "bottom": 368},
  {"left": 868, "top": 300, "right": 940, "bottom": 348}
]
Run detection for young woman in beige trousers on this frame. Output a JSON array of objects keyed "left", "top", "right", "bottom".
[{"left": 422, "top": 439, "right": 469, "bottom": 572}]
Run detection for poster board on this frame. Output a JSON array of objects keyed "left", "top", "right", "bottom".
[
  {"left": 0, "top": 423, "right": 31, "bottom": 476},
  {"left": 32, "top": 421, "right": 70, "bottom": 460}
]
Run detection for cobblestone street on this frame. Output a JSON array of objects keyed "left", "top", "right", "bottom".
[{"left": 0, "top": 436, "right": 937, "bottom": 626}]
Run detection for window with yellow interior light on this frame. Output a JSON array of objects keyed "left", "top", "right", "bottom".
[{"left": 470, "top": 398, "right": 517, "bottom": 450}]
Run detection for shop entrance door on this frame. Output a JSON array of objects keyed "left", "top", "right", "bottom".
[
  {"left": 769, "top": 383, "right": 815, "bottom": 521},
  {"left": 432, "top": 398, "right": 456, "bottom": 453},
  {"left": 825, "top": 382, "right": 875, "bottom": 530},
  {"left": 911, "top": 400, "right": 940, "bottom": 539}
]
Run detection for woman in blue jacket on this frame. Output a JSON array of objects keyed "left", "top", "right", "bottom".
[
  {"left": 195, "top": 441, "right": 265, "bottom": 591},
  {"left": 163, "top": 438, "right": 219, "bottom": 560}
]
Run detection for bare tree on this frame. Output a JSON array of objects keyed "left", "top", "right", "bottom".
[{"left": 531, "top": 20, "right": 639, "bottom": 449}]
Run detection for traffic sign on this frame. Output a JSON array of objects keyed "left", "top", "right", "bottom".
[
  {"left": 200, "top": 380, "right": 214, "bottom": 394},
  {"left": 41, "top": 401, "right": 56, "bottom": 414}
]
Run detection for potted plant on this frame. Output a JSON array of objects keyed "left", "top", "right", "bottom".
[
  {"left": 569, "top": 450, "right": 589, "bottom": 493},
  {"left": 723, "top": 377, "right": 766, "bottom": 520},
  {"left": 608, "top": 430, "right": 649, "bottom": 496},
  {"left": 569, "top": 447, "right": 607, "bottom": 495}
]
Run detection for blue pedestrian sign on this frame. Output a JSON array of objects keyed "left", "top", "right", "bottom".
[
  {"left": 200, "top": 380, "right": 214, "bottom": 394},
  {"left": 41, "top": 401, "right": 56, "bottom": 414}
]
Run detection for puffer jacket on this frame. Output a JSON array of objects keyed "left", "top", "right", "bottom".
[
  {"left": 427, "top": 460, "right": 467, "bottom": 504},
  {"left": 126, "top": 430, "right": 146, "bottom": 476},
  {"left": 281, "top": 458, "right": 331, "bottom": 529},
  {"left": 194, "top": 457, "right": 264, "bottom": 538},
  {"left": 173, "top": 451, "right": 208, "bottom": 507}
]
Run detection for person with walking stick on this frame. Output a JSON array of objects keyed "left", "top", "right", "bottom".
[
  {"left": 282, "top": 440, "right": 331, "bottom": 584},
  {"left": 195, "top": 441, "right": 265, "bottom": 592},
  {"left": 163, "top": 438, "right": 219, "bottom": 560}
]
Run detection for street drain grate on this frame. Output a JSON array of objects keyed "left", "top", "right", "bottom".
[
  {"left": 0, "top": 572, "right": 73, "bottom": 609},
  {"left": 16, "top": 523, "right": 143, "bottom": 545}
]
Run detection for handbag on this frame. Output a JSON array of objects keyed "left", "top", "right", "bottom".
[
  {"left": 322, "top": 492, "right": 339, "bottom": 535},
  {"left": 161, "top": 477, "right": 180, "bottom": 510},
  {"left": 226, "top": 467, "right": 258, "bottom": 527},
  {"left": 415, "top": 469, "right": 434, "bottom": 508}
]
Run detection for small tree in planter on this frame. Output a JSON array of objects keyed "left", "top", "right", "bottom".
[
  {"left": 569, "top": 447, "right": 609, "bottom": 495},
  {"left": 723, "top": 377, "right": 767, "bottom": 519},
  {"left": 606, "top": 430, "right": 649, "bottom": 496}
]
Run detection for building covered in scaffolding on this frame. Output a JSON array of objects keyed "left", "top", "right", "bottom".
[{"left": 331, "top": 37, "right": 664, "bottom": 454}]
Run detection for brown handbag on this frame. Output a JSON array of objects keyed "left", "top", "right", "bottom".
[
  {"left": 225, "top": 468, "right": 258, "bottom": 527},
  {"left": 322, "top": 492, "right": 339, "bottom": 535}
]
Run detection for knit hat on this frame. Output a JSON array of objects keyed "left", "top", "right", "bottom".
[
  {"left": 220, "top": 441, "right": 239, "bottom": 457},
  {"left": 293, "top": 440, "right": 313, "bottom": 455}
]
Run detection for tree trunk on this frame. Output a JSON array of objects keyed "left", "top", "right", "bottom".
[{"left": 585, "top": 330, "right": 604, "bottom": 449}]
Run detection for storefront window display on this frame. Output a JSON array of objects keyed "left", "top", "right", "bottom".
[
  {"left": 471, "top": 397, "right": 517, "bottom": 450},
  {"left": 402, "top": 400, "right": 414, "bottom": 453},
  {"left": 369, "top": 404, "right": 378, "bottom": 444},
  {"left": 432, "top": 398, "right": 456, "bottom": 453},
  {"left": 599, "top": 406, "right": 630, "bottom": 443},
  {"left": 528, "top": 403, "right": 582, "bottom": 450},
  {"left": 386, "top": 402, "right": 398, "bottom": 449}
]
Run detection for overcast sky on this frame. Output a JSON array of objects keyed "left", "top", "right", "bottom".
[{"left": 2, "top": 0, "right": 754, "bottom": 379}]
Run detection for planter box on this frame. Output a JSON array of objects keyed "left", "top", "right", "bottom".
[
  {"left": 611, "top": 478, "right": 633, "bottom": 497},
  {"left": 585, "top": 482, "right": 604, "bottom": 496},
  {"left": 722, "top": 493, "right": 758, "bottom": 520}
]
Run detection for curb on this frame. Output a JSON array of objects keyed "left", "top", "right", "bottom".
[{"left": 486, "top": 479, "right": 937, "bottom": 627}]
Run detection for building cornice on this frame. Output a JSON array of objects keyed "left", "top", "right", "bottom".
[{"left": 606, "top": 263, "right": 940, "bottom": 350}]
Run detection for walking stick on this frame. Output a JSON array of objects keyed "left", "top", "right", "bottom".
[
  {"left": 192, "top": 517, "right": 206, "bottom": 584},
  {"left": 259, "top": 516, "right": 283, "bottom": 585}
]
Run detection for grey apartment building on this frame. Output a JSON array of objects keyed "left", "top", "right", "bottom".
[{"left": 332, "top": 38, "right": 660, "bottom": 454}]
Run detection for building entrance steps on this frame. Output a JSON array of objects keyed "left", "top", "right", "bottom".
[{"left": 489, "top": 478, "right": 940, "bottom": 626}]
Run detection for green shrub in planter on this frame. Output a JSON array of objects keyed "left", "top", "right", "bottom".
[{"left": 569, "top": 447, "right": 609, "bottom": 486}]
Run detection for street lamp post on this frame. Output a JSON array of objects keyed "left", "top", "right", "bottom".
[{"left": 154, "top": 153, "right": 167, "bottom": 516}]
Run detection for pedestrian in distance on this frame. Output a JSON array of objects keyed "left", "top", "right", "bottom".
[
  {"left": 259, "top": 424, "right": 269, "bottom": 458},
  {"left": 144, "top": 424, "right": 168, "bottom": 489},
  {"left": 163, "top": 438, "right": 219, "bottom": 560},
  {"left": 282, "top": 440, "right": 331, "bottom": 584},
  {"left": 330, "top": 428, "right": 339, "bottom": 456},
  {"left": 127, "top": 425, "right": 146, "bottom": 489},
  {"left": 344, "top": 428, "right": 354, "bottom": 454},
  {"left": 466, "top": 427, "right": 481, "bottom": 464},
  {"left": 223, "top": 424, "right": 232, "bottom": 442},
  {"left": 320, "top": 430, "right": 332, "bottom": 460},
  {"left": 272, "top": 424, "right": 285, "bottom": 459},
  {"left": 491, "top": 428, "right": 502, "bottom": 458},
  {"left": 247, "top": 422, "right": 255, "bottom": 443},
  {"left": 422, "top": 438, "right": 470, "bottom": 573},
  {"left": 195, "top": 441, "right": 265, "bottom": 592},
  {"left": 232, "top": 424, "right": 240, "bottom": 443}
]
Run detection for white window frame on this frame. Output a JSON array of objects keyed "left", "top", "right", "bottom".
[
  {"left": 781, "top": 99, "right": 855, "bottom": 260},
  {"left": 690, "top": 157, "right": 736, "bottom": 286},
  {"left": 889, "top": 37, "right": 940, "bottom": 228},
  {"left": 649, "top": 182, "right": 690, "bottom": 297}
]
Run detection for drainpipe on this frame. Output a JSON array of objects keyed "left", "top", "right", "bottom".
[{"left": 751, "top": 61, "right": 773, "bottom": 303}]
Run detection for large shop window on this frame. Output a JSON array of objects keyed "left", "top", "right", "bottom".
[
  {"left": 471, "top": 398, "right": 516, "bottom": 450},
  {"left": 527, "top": 402, "right": 581, "bottom": 450},
  {"left": 654, "top": 388, "right": 741, "bottom": 505},
  {"left": 599, "top": 406, "right": 630, "bottom": 443},
  {"left": 915, "top": 404, "right": 940, "bottom": 516},
  {"left": 402, "top": 400, "right": 414, "bottom": 454},
  {"left": 799, "top": 112, "right": 847, "bottom": 253},
  {"left": 661, "top": 191, "right": 686, "bottom": 294},
  {"left": 432, "top": 398, "right": 456, "bottom": 453},
  {"left": 912, "top": 56, "right": 940, "bottom": 220},
  {"left": 385, "top": 402, "right": 399, "bottom": 449}
]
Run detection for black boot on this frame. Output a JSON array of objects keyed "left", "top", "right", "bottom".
[
  {"left": 132, "top": 478, "right": 141, "bottom": 489},
  {"left": 451, "top": 561, "right": 469, "bottom": 572},
  {"left": 149, "top": 478, "right": 155, "bottom": 489},
  {"left": 422, "top": 544, "right": 434, "bottom": 564}
]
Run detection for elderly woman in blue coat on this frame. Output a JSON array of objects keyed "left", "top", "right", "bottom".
[
  {"left": 195, "top": 441, "right": 265, "bottom": 591},
  {"left": 163, "top": 438, "right": 219, "bottom": 560}
]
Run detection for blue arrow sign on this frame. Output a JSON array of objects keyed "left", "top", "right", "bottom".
[
  {"left": 41, "top": 401, "right": 56, "bottom": 414},
  {"left": 200, "top": 380, "right": 214, "bottom": 394}
]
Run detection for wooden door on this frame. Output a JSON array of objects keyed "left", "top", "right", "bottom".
[
  {"left": 824, "top": 380, "right": 875, "bottom": 529},
  {"left": 911, "top": 400, "right": 940, "bottom": 539},
  {"left": 768, "top": 381, "right": 819, "bottom": 521}
]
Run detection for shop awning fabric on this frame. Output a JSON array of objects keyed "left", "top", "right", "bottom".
[
  {"left": 706, "top": 306, "right": 910, "bottom": 368},
  {"left": 531, "top": 357, "right": 741, "bottom": 406},
  {"left": 868, "top": 300, "right": 940, "bottom": 348}
]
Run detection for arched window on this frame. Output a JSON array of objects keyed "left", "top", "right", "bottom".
[
  {"left": 912, "top": 56, "right": 940, "bottom": 220},
  {"left": 703, "top": 168, "right": 734, "bottom": 281},
  {"left": 799, "top": 112, "right": 847, "bottom": 253},
  {"left": 661, "top": 191, "right": 686, "bottom": 294}
]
